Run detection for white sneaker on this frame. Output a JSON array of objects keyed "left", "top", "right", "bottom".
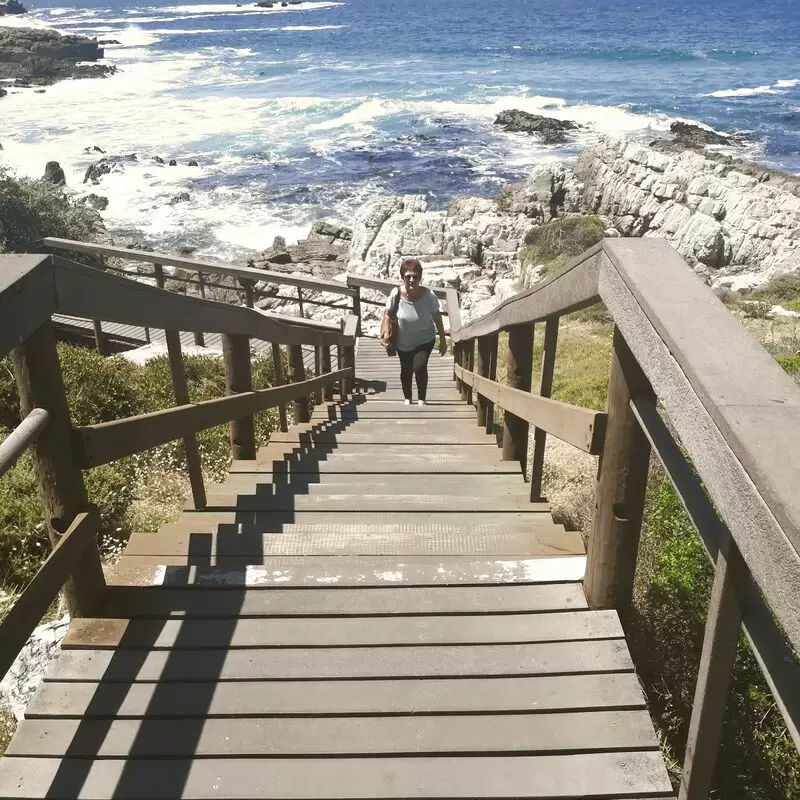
[
  {"left": 403, "top": 399, "right": 411, "bottom": 406},
  {"left": 417, "top": 399, "right": 427, "bottom": 406}
]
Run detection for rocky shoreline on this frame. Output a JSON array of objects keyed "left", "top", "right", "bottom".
[{"left": 0, "top": 27, "right": 114, "bottom": 89}]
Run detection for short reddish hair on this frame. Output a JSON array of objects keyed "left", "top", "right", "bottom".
[{"left": 400, "top": 257, "right": 423, "bottom": 277}]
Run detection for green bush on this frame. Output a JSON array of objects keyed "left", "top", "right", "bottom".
[
  {"left": 630, "top": 466, "right": 800, "bottom": 798},
  {"left": 0, "top": 167, "right": 98, "bottom": 253},
  {"left": 777, "top": 354, "right": 800, "bottom": 376},
  {"left": 749, "top": 270, "right": 800, "bottom": 304},
  {"left": 522, "top": 215, "right": 606, "bottom": 278}
]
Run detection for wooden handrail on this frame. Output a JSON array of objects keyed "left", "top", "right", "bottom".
[
  {"left": 454, "top": 364, "right": 605, "bottom": 454},
  {"left": 73, "top": 368, "right": 353, "bottom": 467},
  {"left": 41, "top": 237, "right": 358, "bottom": 298},
  {"left": 52, "top": 256, "right": 351, "bottom": 348},
  {"left": 0, "top": 510, "right": 98, "bottom": 681}
]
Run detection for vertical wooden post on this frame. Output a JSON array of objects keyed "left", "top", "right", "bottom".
[
  {"left": 530, "top": 318, "right": 558, "bottom": 501},
  {"left": 194, "top": 272, "right": 206, "bottom": 346},
  {"left": 92, "top": 320, "right": 106, "bottom": 355},
  {"left": 155, "top": 262, "right": 206, "bottom": 509},
  {"left": 457, "top": 343, "right": 467, "bottom": 400},
  {"left": 475, "top": 336, "right": 491, "bottom": 426},
  {"left": 464, "top": 340, "right": 474, "bottom": 406},
  {"left": 240, "top": 279, "right": 255, "bottom": 310},
  {"left": 144, "top": 326, "right": 151, "bottom": 344},
  {"left": 502, "top": 324, "right": 534, "bottom": 469},
  {"left": 679, "top": 534, "right": 749, "bottom": 800},
  {"left": 297, "top": 287, "right": 305, "bottom": 318},
  {"left": 271, "top": 342, "right": 288, "bottom": 433},
  {"left": 353, "top": 287, "right": 362, "bottom": 336},
  {"left": 222, "top": 334, "right": 255, "bottom": 460},
  {"left": 322, "top": 346, "right": 334, "bottom": 402},
  {"left": 288, "top": 344, "right": 310, "bottom": 423},
  {"left": 484, "top": 332, "right": 498, "bottom": 436},
  {"left": 11, "top": 323, "right": 106, "bottom": 617},
  {"left": 314, "top": 345, "right": 323, "bottom": 406},
  {"left": 336, "top": 345, "right": 345, "bottom": 399},
  {"left": 341, "top": 342, "right": 355, "bottom": 398},
  {"left": 585, "top": 327, "right": 653, "bottom": 612}
]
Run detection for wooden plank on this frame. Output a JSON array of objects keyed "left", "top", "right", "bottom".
[
  {"left": 63, "top": 610, "right": 620, "bottom": 649},
  {"left": 0, "top": 254, "right": 56, "bottom": 361},
  {"left": 268, "top": 431, "right": 497, "bottom": 444},
  {"left": 73, "top": 369, "right": 351, "bottom": 467},
  {"left": 0, "top": 512, "right": 98, "bottom": 680},
  {"left": 455, "top": 365, "right": 606, "bottom": 454},
  {"left": 454, "top": 246, "right": 601, "bottom": 342},
  {"left": 0, "top": 753, "right": 673, "bottom": 798},
  {"left": 230, "top": 457, "right": 522, "bottom": 474},
  {"left": 107, "top": 556, "right": 588, "bottom": 585},
  {"left": 122, "top": 526, "right": 582, "bottom": 557},
  {"left": 599, "top": 241, "right": 800, "bottom": 650},
  {"left": 196, "top": 494, "right": 547, "bottom": 512},
  {"left": 26, "top": 672, "right": 647, "bottom": 718},
  {"left": 45, "top": 640, "right": 631, "bottom": 681},
  {"left": 43, "top": 237, "right": 357, "bottom": 296},
  {"left": 100, "top": 583, "right": 589, "bottom": 617},
  {"left": 9, "top": 710, "right": 658, "bottom": 757},
  {"left": 51, "top": 257, "right": 351, "bottom": 348}
]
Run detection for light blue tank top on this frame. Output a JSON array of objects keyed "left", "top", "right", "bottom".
[{"left": 386, "top": 287, "right": 440, "bottom": 351}]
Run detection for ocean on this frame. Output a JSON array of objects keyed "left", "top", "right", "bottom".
[{"left": 1, "top": 0, "right": 799, "bottom": 261}]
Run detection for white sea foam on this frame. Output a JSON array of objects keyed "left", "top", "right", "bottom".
[
  {"left": 281, "top": 24, "right": 346, "bottom": 31},
  {"left": 704, "top": 78, "right": 799, "bottom": 98},
  {"left": 162, "top": 1, "right": 342, "bottom": 13}
]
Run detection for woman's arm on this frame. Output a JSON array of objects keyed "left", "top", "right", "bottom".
[{"left": 432, "top": 310, "right": 448, "bottom": 355}]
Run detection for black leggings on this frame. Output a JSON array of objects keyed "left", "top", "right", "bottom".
[{"left": 398, "top": 339, "right": 435, "bottom": 401}]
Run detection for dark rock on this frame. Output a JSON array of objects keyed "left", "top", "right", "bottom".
[
  {"left": 84, "top": 145, "right": 105, "bottom": 154},
  {"left": 0, "top": 88, "right": 7, "bottom": 99},
  {"left": 264, "top": 250, "right": 292, "bottom": 265},
  {"left": 494, "top": 110, "right": 579, "bottom": 144},
  {"left": 176, "top": 245, "right": 196, "bottom": 256},
  {"left": 169, "top": 191, "right": 190, "bottom": 205},
  {"left": 77, "top": 193, "right": 108, "bottom": 211},
  {"left": 256, "top": 0, "right": 273, "bottom": 6},
  {"left": 651, "top": 121, "right": 744, "bottom": 154},
  {"left": 43, "top": 160, "right": 66, "bottom": 186},
  {"left": 97, "top": 39, "right": 121, "bottom": 45},
  {"left": 281, "top": 2, "right": 288, "bottom": 6},
  {"left": 153, "top": 155, "right": 165, "bottom": 164},
  {"left": 0, "top": 28, "right": 113, "bottom": 86},
  {"left": 311, "top": 220, "right": 352, "bottom": 240},
  {"left": 187, "top": 159, "right": 199, "bottom": 167},
  {"left": 33, "top": 88, "right": 45, "bottom": 93},
  {"left": 168, "top": 159, "right": 177, "bottom": 166},
  {"left": 0, "top": 0, "right": 27, "bottom": 15},
  {"left": 83, "top": 153, "right": 137, "bottom": 184}
]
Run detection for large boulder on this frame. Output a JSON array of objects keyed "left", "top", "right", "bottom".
[
  {"left": 652, "top": 121, "right": 743, "bottom": 154},
  {"left": 83, "top": 153, "right": 137, "bottom": 184},
  {"left": 42, "top": 160, "right": 65, "bottom": 186},
  {"left": 494, "top": 110, "right": 579, "bottom": 144},
  {"left": 575, "top": 135, "right": 800, "bottom": 287},
  {"left": 0, "top": 0, "right": 27, "bottom": 15}
]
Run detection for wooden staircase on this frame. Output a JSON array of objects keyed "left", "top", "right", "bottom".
[{"left": 0, "top": 336, "right": 673, "bottom": 799}]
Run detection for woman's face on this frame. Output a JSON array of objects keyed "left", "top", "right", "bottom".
[{"left": 403, "top": 269, "right": 422, "bottom": 290}]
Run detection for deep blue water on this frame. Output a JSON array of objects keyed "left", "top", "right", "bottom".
[{"left": 2, "top": 0, "right": 798, "bottom": 258}]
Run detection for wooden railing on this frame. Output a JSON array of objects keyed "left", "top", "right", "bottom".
[
  {"left": 449, "top": 238, "right": 800, "bottom": 800},
  {"left": 0, "top": 252, "right": 357, "bottom": 682},
  {"left": 41, "top": 237, "right": 360, "bottom": 350}
]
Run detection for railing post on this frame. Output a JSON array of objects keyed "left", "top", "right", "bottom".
[
  {"left": 502, "top": 324, "right": 534, "bottom": 470},
  {"left": 353, "top": 286, "right": 362, "bottom": 336},
  {"left": 341, "top": 341, "right": 355, "bottom": 398},
  {"left": 288, "top": 344, "right": 310, "bottom": 423},
  {"left": 530, "top": 318, "right": 558, "bottom": 501},
  {"left": 155, "top": 262, "right": 206, "bottom": 509},
  {"left": 464, "top": 339, "right": 474, "bottom": 406},
  {"left": 194, "top": 272, "right": 206, "bottom": 346},
  {"left": 10, "top": 322, "right": 105, "bottom": 617},
  {"left": 271, "top": 342, "right": 289, "bottom": 433},
  {"left": 585, "top": 327, "right": 653, "bottom": 612},
  {"left": 222, "top": 334, "right": 255, "bottom": 460},
  {"left": 92, "top": 320, "right": 106, "bottom": 355},
  {"left": 240, "top": 278, "right": 255, "bottom": 310},
  {"left": 322, "top": 346, "right": 334, "bottom": 402},
  {"left": 484, "top": 332, "right": 498, "bottom": 436},
  {"left": 475, "top": 335, "right": 492, "bottom": 427},
  {"left": 679, "top": 532, "right": 749, "bottom": 800},
  {"left": 336, "top": 345, "right": 345, "bottom": 399},
  {"left": 314, "top": 345, "right": 324, "bottom": 406},
  {"left": 297, "top": 287, "right": 305, "bottom": 317}
]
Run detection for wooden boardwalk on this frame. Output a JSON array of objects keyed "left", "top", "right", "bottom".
[{"left": 0, "top": 337, "right": 673, "bottom": 799}]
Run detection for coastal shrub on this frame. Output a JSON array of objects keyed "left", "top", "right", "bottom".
[
  {"left": 522, "top": 215, "right": 605, "bottom": 279},
  {"left": 777, "top": 354, "right": 800, "bottom": 377},
  {"left": 0, "top": 167, "right": 97, "bottom": 253},
  {"left": 0, "top": 344, "right": 281, "bottom": 591},
  {"left": 749, "top": 269, "right": 800, "bottom": 304}
]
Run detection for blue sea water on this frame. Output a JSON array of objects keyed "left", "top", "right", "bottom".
[{"left": 1, "top": 0, "right": 799, "bottom": 259}]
